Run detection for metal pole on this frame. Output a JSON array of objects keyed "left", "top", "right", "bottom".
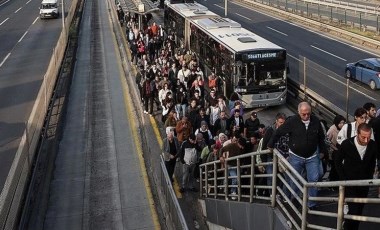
[
  {"left": 303, "top": 57, "right": 307, "bottom": 98},
  {"left": 225, "top": 0, "right": 227, "bottom": 17},
  {"left": 345, "top": 78, "right": 350, "bottom": 121},
  {"left": 360, "top": 13, "right": 362, "bottom": 30},
  {"left": 61, "top": 0, "right": 65, "bottom": 34},
  {"left": 336, "top": 186, "right": 346, "bottom": 230},
  {"left": 285, "top": 0, "right": 288, "bottom": 11},
  {"left": 377, "top": 15, "right": 379, "bottom": 34},
  {"left": 271, "top": 153, "right": 278, "bottom": 207},
  {"left": 301, "top": 187, "right": 308, "bottom": 230},
  {"left": 345, "top": 10, "right": 347, "bottom": 25}
]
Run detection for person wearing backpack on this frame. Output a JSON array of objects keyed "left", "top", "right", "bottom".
[
  {"left": 337, "top": 108, "right": 374, "bottom": 146},
  {"left": 142, "top": 76, "right": 153, "bottom": 115}
]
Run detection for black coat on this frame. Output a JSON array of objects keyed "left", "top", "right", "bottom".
[
  {"left": 268, "top": 115, "right": 327, "bottom": 158},
  {"left": 335, "top": 137, "right": 378, "bottom": 181}
]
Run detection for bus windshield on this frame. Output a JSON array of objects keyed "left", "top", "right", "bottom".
[{"left": 236, "top": 61, "right": 286, "bottom": 88}]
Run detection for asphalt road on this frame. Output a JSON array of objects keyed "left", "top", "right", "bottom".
[
  {"left": 201, "top": 0, "right": 380, "bottom": 115},
  {"left": 0, "top": 0, "right": 69, "bottom": 193}
]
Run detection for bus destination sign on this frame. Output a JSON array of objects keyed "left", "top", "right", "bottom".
[{"left": 242, "top": 51, "right": 284, "bottom": 61}]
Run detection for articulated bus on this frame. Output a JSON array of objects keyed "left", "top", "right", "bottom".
[
  {"left": 165, "top": 1, "right": 288, "bottom": 108},
  {"left": 164, "top": 1, "right": 218, "bottom": 49}
]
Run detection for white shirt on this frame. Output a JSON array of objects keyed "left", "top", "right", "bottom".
[
  {"left": 354, "top": 137, "right": 367, "bottom": 160},
  {"left": 337, "top": 122, "right": 374, "bottom": 145}
]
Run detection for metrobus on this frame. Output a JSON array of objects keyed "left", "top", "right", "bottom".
[
  {"left": 165, "top": 1, "right": 288, "bottom": 108},
  {"left": 164, "top": 1, "right": 218, "bottom": 49}
]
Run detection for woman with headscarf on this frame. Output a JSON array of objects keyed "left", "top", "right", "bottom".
[{"left": 326, "top": 114, "right": 346, "bottom": 181}]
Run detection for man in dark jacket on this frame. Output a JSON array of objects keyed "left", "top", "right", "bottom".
[
  {"left": 335, "top": 123, "right": 379, "bottom": 230},
  {"left": 179, "top": 134, "right": 200, "bottom": 193},
  {"left": 244, "top": 112, "right": 260, "bottom": 138},
  {"left": 268, "top": 102, "right": 327, "bottom": 208},
  {"left": 219, "top": 137, "right": 246, "bottom": 200}
]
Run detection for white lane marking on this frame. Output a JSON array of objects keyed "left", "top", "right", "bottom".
[
  {"left": 0, "top": 53, "right": 11, "bottom": 68},
  {"left": 310, "top": 45, "right": 347, "bottom": 61},
  {"left": 325, "top": 74, "right": 376, "bottom": 100},
  {"left": 18, "top": 31, "right": 28, "bottom": 42},
  {"left": 236, "top": 13, "right": 251, "bottom": 21},
  {"left": 14, "top": 7, "right": 22, "bottom": 13},
  {"left": 32, "top": 17, "right": 38, "bottom": 24},
  {"left": 267, "top": 26, "right": 288, "bottom": 36},
  {"left": 231, "top": 1, "right": 379, "bottom": 58},
  {"left": 26, "top": 0, "right": 32, "bottom": 4},
  {"left": 0, "top": 18, "right": 9, "bottom": 26},
  {"left": 0, "top": 0, "right": 10, "bottom": 7},
  {"left": 214, "top": 4, "right": 224, "bottom": 10}
]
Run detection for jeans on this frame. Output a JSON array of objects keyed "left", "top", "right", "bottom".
[
  {"left": 182, "top": 164, "right": 196, "bottom": 189},
  {"left": 175, "top": 104, "right": 187, "bottom": 119},
  {"left": 228, "top": 166, "right": 237, "bottom": 194},
  {"left": 288, "top": 152, "right": 319, "bottom": 208}
]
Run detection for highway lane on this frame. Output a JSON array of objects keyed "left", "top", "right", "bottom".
[
  {"left": 0, "top": 0, "right": 70, "bottom": 192},
  {"left": 0, "top": 0, "right": 42, "bottom": 60},
  {"left": 201, "top": 1, "right": 380, "bottom": 114}
]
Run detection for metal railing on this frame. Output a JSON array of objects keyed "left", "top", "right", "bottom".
[
  {"left": 200, "top": 149, "right": 380, "bottom": 229},
  {"left": 159, "top": 156, "right": 189, "bottom": 230},
  {"left": 236, "top": 0, "right": 380, "bottom": 49}
]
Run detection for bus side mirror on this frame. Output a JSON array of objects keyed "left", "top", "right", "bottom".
[{"left": 286, "top": 63, "right": 290, "bottom": 74}]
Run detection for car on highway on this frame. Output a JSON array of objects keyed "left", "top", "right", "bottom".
[
  {"left": 345, "top": 58, "right": 380, "bottom": 90},
  {"left": 39, "top": 0, "right": 59, "bottom": 19}
]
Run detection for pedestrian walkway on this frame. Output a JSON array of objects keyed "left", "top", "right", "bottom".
[{"left": 42, "top": 0, "right": 159, "bottom": 229}]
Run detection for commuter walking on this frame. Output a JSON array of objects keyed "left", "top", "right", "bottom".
[
  {"left": 268, "top": 102, "right": 327, "bottom": 209},
  {"left": 244, "top": 112, "right": 260, "bottom": 138},
  {"left": 335, "top": 123, "right": 379, "bottom": 230},
  {"left": 162, "top": 131, "right": 180, "bottom": 182},
  {"left": 142, "top": 76, "right": 153, "bottom": 115},
  {"left": 219, "top": 137, "right": 246, "bottom": 200},
  {"left": 258, "top": 112, "right": 287, "bottom": 196},
  {"left": 326, "top": 114, "right": 346, "bottom": 181},
  {"left": 175, "top": 116, "right": 192, "bottom": 144},
  {"left": 363, "top": 102, "right": 376, "bottom": 125},
  {"left": 179, "top": 134, "right": 200, "bottom": 193},
  {"left": 337, "top": 108, "right": 373, "bottom": 145}
]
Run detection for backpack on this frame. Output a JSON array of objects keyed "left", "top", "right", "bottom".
[
  {"left": 346, "top": 123, "right": 352, "bottom": 139},
  {"left": 145, "top": 80, "right": 151, "bottom": 95}
]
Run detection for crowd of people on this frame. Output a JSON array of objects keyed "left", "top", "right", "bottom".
[{"left": 119, "top": 6, "right": 380, "bottom": 229}]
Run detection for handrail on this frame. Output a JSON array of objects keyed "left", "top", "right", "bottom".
[{"left": 200, "top": 148, "right": 380, "bottom": 229}]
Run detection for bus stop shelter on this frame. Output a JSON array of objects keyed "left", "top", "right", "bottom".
[{"left": 118, "top": 0, "right": 160, "bottom": 29}]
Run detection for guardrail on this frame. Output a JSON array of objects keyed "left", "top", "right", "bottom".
[
  {"left": 299, "top": 0, "right": 380, "bottom": 14},
  {"left": 200, "top": 149, "right": 380, "bottom": 229},
  {"left": 159, "top": 156, "right": 189, "bottom": 229},
  {"left": 317, "top": 0, "right": 380, "bottom": 14},
  {"left": 236, "top": 0, "right": 380, "bottom": 49},
  {"left": 0, "top": 1, "right": 79, "bottom": 229}
]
